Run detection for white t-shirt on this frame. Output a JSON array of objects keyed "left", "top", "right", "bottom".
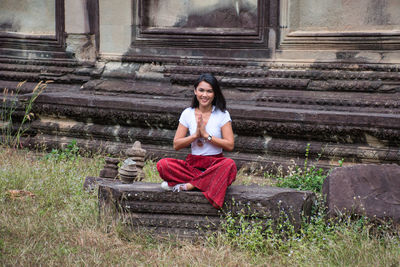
[{"left": 179, "top": 106, "right": 232, "bottom": 156}]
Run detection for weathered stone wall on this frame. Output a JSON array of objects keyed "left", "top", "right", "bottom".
[{"left": 0, "top": 0, "right": 399, "bottom": 171}]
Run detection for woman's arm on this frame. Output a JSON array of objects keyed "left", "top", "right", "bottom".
[
  {"left": 201, "top": 121, "right": 235, "bottom": 152},
  {"left": 173, "top": 123, "right": 198, "bottom": 151}
]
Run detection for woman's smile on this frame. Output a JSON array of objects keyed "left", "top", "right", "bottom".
[
  {"left": 200, "top": 96, "right": 210, "bottom": 103},
  {"left": 195, "top": 81, "right": 215, "bottom": 108}
]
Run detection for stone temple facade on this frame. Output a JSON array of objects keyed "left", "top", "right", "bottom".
[{"left": 0, "top": 0, "right": 399, "bottom": 170}]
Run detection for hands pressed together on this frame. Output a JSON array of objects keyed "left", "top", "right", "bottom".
[{"left": 195, "top": 113, "right": 209, "bottom": 139}]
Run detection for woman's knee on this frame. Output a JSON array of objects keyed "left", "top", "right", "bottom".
[
  {"left": 222, "top": 158, "right": 236, "bottom": 169},
  {"left": 156, "top": 158, "right": 169, "bottom": 172}
]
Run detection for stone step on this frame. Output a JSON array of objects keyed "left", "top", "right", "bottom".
[
  {"left": 166, "top": 65, "right": 400, "bottom": 81},
  {"left": 28, "top": 118, "right": 400, "bottom": 161},
  {"left": 122, "top": 213, "right": 221, "bottom": 231},
  {"left": 0, "top": 55, "right": 91, "bottom": 67},
  {"left": 170, "top": 73, "right": 399, "bottom": 93},
  {"left": 0, "top": 70, "right": 90, "bottom": 83},
  {"left": 95, "top": 178, "right": 315, "bottom": 238},
  {"left": 20, "top": 88, "right": 400, "bottom": 169}
]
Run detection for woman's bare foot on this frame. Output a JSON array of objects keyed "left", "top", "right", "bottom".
[
  {"left": 172, "top": 183, "right": 196, "bottom": 192},
  {"left": 185, "top": 183, "right": 195, "bottom": 191}
]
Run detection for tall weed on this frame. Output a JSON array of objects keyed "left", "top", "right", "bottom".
[{"left": 0, "top": 81, "right": 49, "bottom": 148}]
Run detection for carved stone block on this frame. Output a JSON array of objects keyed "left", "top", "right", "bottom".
[
  {"left": 97, "top": 179, "right": 315, "bottom": 238},
  {"left": 323, "top": 164, "right": 400, "bottom": 223}
]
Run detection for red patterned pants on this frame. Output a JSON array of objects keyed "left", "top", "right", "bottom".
[{"left": 156, "top": 153, "right": 237, "bottom": 209}]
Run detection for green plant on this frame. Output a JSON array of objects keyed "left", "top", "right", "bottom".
[
  {"left": 142, "top": 159, "right": 162, "bottom": 183},
  {"left": 208, "top": 201, "right": 299, "bottom": 256},
  {"left": 276, "top": 164, "right": 327, "bottom": 192},
  {"left": 218, "top": 209, "right": 269, "bottom": 253},
  {"left": 44, "top": 140, "right": 81, "bottom": 162},
  {"left": 274, "top": 143, "right": 328, "bottom": 192},
  {"left": 1, "top": 80, "right": 49, "bottom": 148}
]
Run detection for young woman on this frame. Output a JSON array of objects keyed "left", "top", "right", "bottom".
[{"left": 156, "top": 73, "right": 237, "bottom": 209}]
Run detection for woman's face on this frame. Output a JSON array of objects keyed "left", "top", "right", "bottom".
[{"left": 194, "top": 81, "right": 215, "bottom": 109}]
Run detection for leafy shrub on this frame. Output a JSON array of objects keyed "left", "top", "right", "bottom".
[
  {"left": 44, "top": 140, "right": 81, "bottom": 162},
  {"left": 275, "top": 164, "right": 327, "bottom": 192},
  {"left": 273, "top": 143, "right": 343, "bottom": 192}
]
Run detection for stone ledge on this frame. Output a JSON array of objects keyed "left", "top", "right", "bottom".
[{"left": 93, "top": 177, "right": 315, "bottom": 238}]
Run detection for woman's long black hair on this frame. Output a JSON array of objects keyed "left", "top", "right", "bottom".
[{"left": 191, "top": 73, "right": 227, "bottom": 112}]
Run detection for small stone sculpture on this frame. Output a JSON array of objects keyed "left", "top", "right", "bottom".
[
  {"left": 99, "top": 157, "right": 119, "bottom": 179},
  {"left": 125, "top": 141, "right": 146, "bottom": 181},
  {"left": 98, "top": 141, "right": 146, "bottom": 183},
  {"left": 118, "top": 158, "right": 138, "bottom": 183}
]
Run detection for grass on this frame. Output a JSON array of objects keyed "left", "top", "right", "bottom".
[
  {"left": 0, "top": 146, "right": 399, "bottom": 266},
  {"left": 1, "top": 81, "right": 48, "bottom": 148}
]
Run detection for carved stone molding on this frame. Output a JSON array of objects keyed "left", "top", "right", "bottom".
[
  {"left": 31, "top": 93, "right": 400, "bottom": 139},
  {"left": 164, "top": 63, "right": 400, "bottom": 94},
  {"left": 280, "top": 31, "right": 400, "bottom": 50},
  {"left": 0, "top": 60, "right": 95, "bottom": 84},
  {"left": 28, "top": 116, "right": 400, "bottom": 160}
]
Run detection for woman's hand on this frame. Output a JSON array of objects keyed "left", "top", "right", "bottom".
[{"left": 197, "top": 114, "right": 208, "bottom": 139}]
